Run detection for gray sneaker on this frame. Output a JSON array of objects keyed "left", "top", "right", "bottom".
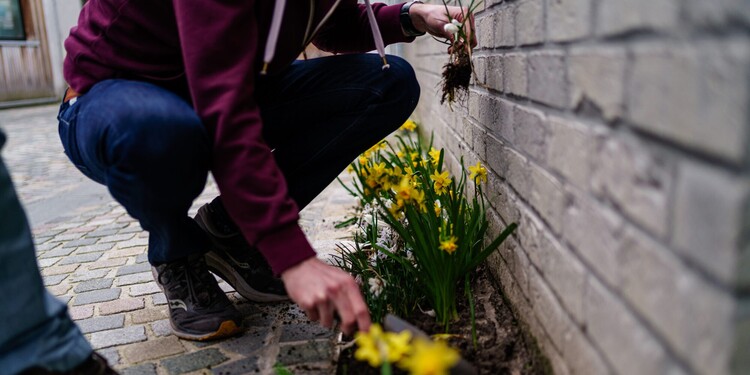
[
  {"left": 194, "top": 198, "right": 289, "bottom": 302},
  {"left": 152, "top": 254, "right": 243, "bottom": 341}
]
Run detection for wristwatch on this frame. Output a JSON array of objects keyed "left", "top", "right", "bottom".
[{"left": 400, "top": 1, "right": 426, "bottom": 37}]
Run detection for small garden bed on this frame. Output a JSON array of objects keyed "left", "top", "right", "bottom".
[
  {"left": 329, "top": 120, "right": 550, "bottom": 374},
  {"left": 336, "top": 266, "right": 551, "bottom": 374}
]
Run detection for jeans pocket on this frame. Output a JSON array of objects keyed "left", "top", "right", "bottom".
[{"left": 57, "top": 102, "right": 94, "bottom": 178}]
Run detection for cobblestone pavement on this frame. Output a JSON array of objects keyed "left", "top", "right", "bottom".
[{"left": 1, "top": 105, "right": 359, "bottom": 375}]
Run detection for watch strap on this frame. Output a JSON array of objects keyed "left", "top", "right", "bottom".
[{"left": 400, "top": 1, "right": 426, "bottom": 37}]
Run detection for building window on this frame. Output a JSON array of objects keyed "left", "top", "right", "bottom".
[{"left": 0, "top": 0, "right": 25, "bottom": 40}]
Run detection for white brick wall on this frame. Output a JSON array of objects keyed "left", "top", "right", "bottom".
[{"left": 403, "top": 1, "right": 750, "bottom": 373}]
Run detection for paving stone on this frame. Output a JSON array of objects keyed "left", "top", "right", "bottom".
[
  {"left": 51, "top": 232, "right": 84, "bottom": 242},
  {"left": 99, "top": 233, "right": 136, "bottom": 243},
  {"left": 128, "top": 282, "right": 161, "bottom": 297},
  {"left": 121, "top": 336, "right": 185, "bottom": 363},
  {"left": 69, "top": 305, "right": 94, "bottom": 320},
  {"left": 43, "top": 264, "right": 79, "bottom": 276},
  {"left": 161, "top": 349, "right": 228, "bottom": 375},
  {"left": 98, "top": 348, "right": 120, "bottom": 367},
  {"left": 74, "top": 278, "right": 114, "bottom": 293},
  {"left": 36, "top": 241, "right": 62, "bottom": 252},
  {"left": 85, "top": 229, "right": 119, "bottom": 238},
  {"left": 120, "top": 224, "right": 144, "bottom": 234},
  {"left": 99, "top": 298, "right": 145, "bottom": 315},
  {"left": 117, "top": 237, "right": 149, "bottom": 249},
  {"left": 122, "top": 363, "right": 157, "bottom": 375},
  {"left": 277, "top": 340, "right": 333, "bottom": 366},
  {"left": 89, "top": 258, "right": 128, "bottom": 270},
  {"left": 117, "top": 263, "right": 152, "bottom": 276},
  {"left": 135, "top": 253, "right": 149, "bottom": 264},
  {"left": 48, "top": 283, "right": 71, "bottom": 296},
  {"left": 43, "top": 274, "right": 68, "bottom": 286},
  {"left": 211, "top": 356, "right": 260, "bottom": 375},
  {"left": 219, "top": 327, "right": 270, "bottom": 355},
  {"left": 90, "top": 326, "right": 147, "bottom": 350},
  {"left": 108, "top": 247, "right": 146, "bottom": 259},
  {"left": 152, "top": 293, "right": 167, "bottom": 306},
  {"left": 77, "top": 242, "right": 116, "bottom": 254},
  {"left": 280, "top": 323, "right": 334, "bottom": 342},
  {"left": 38, "top": 257, "right": 61, "bottom": 267},
  {"left": 69, "top": 269, "right": 110, "bottom": 282},
  {"left": 76, "top": 314, "right": 125, "bottom": 334},
  {"left": 58, "top": 252, "right": 104, "bottom": 265},
  {"left": 130, "top": 308, "right": 168, "bottom": 324},
  {"left": 62, "top": 238, "right": 99, "bottom": 248},
  {"left": 38, "top": 246, "right": 76, "bottom": 259},
  {"left": 73, "top": 288, "right": 121, "bottom": 306},
  {"left": 115, "top": 272, "right": 153, "bottom": 287},
  {"left": 151, "top": 319, "right": 172, "bottom": 337}
]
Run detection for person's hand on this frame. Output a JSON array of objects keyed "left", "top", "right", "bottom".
[
  {"left": 408, "top": 3, "right": 478, "bottom": 50},
  {"left": 281, "top": 257, "right": 371, "bottom": 335}
]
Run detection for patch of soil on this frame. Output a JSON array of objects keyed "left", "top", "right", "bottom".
[{"left": 336, "top": 267, "right": 552, "bottom": 374}]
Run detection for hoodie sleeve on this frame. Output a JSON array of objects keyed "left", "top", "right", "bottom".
[
  {"left": 172, "top": 0, "right": 316, "bottom": 276},
  {"left": 313, "top": 1, "right": 415, "bottom": 54}
]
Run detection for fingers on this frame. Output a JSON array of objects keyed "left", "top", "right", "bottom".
[{"left": 318, "top": 300, "right": 335, "bottom": 329}]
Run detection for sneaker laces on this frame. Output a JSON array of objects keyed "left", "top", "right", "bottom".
[{"left": 159, "top": 257, "right": 221, "bottom": 309}]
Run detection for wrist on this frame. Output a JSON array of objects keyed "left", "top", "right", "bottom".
[{"left": 400, "top": 1, "right": 426, "bottom": 37}]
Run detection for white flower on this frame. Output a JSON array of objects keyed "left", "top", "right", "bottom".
[
  {"left": 451, "top": 19, "right": 461, "bottom": 26},
  {"left": 368, "top": 277, "right": 386, "bottom": 297},
  {"left": 444, "top": 23, "right": 459, "bottom": 35}
]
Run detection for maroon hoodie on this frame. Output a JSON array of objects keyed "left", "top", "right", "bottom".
[{"left": 64, "top": 0, "right": 413, "bottom": 275}]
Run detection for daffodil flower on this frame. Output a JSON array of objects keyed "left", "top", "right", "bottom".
[
  {"left": 469, "top": 162, "right": 488, "bottom": 184},
  {"left": 439, "top": 236, "right": 458, "bottom": 254},
  {"left": 398, "top": 338, "right": 459, "bottom": 375},
  {"left": 430, "top": 170, "right": 452, "bottom": 195}
]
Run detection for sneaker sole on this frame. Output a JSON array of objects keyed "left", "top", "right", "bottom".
[
  {"left": 205, "top": 251, "right": 290, "bottom": 303},
  {"left": 170, "top": 320, "right": 243, "bottom": 341}
]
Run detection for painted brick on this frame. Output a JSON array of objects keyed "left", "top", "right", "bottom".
[
  {"left": 547, "top": 0, "right": 591, "bottom": 42},
  {"left": 515, "top": 0, "right": 544, "bottom": 45},
  {"left": 568, "top": 47, "right": 626, "bottom": 121},
  {"left": 586, "top": 278, "right": 682, "bottom": 375},
  {"left": 561, "top": 324, "right": 611, "bottom": 375},
  {"left": 503, "top": 53, "right": 528, "bottom": 97},
  {"left": 597, "top": 0, "right": 679, "bottom": 36},
  {"left": 547, "top": 116, "right": 598, "bottom": 189},
  {"left": 476, "top": 14, "right": 494, "bottom": 49},
  {"left": 512, "top": 105, "right": 547, "bottom": 162},
  {"left": 562, "top": 190, "right": 623, "bottom": 287},
  {"left": 90, "top": 326, "right": 147, "bottom": 350},
  {"left": 591, "top": 134, "right": 673, "bottom": 239},
  {"left": 528, "top": 51, "right": 568, "bottom": 108},
  {"left": 486, "top": 55, "right": 503, "bottom": 91},
  {"left": 527, "top": 163, "right": 565, "bottom": 233},
  {"left": 627, "top": 41, "right": 750, "bottom": 162},
  {"left": 488, "top": 97, "right": 514, "bottom": 143},
  {"left": 672, "top": 160, "right": 748, "bottom": 286},
  {"left": 619, "top": 227, "right": 735, "bottom": 374},
  {"left": 685, "top": 0, "right": 750, "bottom": 27},
  {"left": 528, "top": 268, "right": 568, "bottom": 351},
  {"left": 493, "top": 5, "right": 515, "bottom": 47}
]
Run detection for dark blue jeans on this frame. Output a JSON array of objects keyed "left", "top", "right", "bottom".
[{"left": 57, "top": 54, "right": 420, "bottom": 265}]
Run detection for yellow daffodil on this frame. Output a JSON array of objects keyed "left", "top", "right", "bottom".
[
  {"left": 433, "top": 202, "right": 441, "bottom": 217},
  {"left": 346, "top": 164, "right": 355, "bottom": 174},
  {"left": 396, "top": 150, "right": 405, "bottom": 159},
  {"left": 400, "top": 119, "right": 417, "bottom": 131},
  {"left": 359, "top": 155, "right": 368, "bottom": 166},
  {"left": 430, "top": 170, "right": 452, "bottom": 195},
  {"left": 389, "top": 199, "right": 405, "bottom": 217},
  {"left": 395, "top": 177, "right": 414, "bottom": 202},
  {"left": 398, "top": 338, "right": 459, "bottom": 375},
  {"left": 355, "top": 324, "right": 414, "bottom": 368},
  {"left": 469, "top": 162, "right": 488, "bottom": 184},
  {"left": 428, "top": 148, "right": 441, "bottom": 166},
  {"left": 439, "top": 236, "right": 458, "bottom": 254}
]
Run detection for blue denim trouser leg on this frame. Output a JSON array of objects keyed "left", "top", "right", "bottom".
[
  {"left": 58, "top": 53, "right": 419, "bottom": 263},
  {"left": 0, "top": 130, "right": 92, "bottom": 374}
]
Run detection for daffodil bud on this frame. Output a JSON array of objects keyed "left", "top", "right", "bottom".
[
  {"left": 443, "top": 22, "right": 459, "bottom": 35},
  {"left": 451, "top": 19, "right": 461, "bottom": 26}
]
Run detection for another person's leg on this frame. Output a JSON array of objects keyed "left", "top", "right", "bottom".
[
  {"left": 0, "top": 130, "right": 113, "bottom": 374},
  {"left": 57, "top": 80, "right": 242, "bottom": 340},
  {"left": 196, "top": 54, "right": 419, "bottom": 298}
]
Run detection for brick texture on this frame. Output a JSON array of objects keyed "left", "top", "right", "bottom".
[{"left": 404, "top": 4, "right": 749, "bottom": 373}]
